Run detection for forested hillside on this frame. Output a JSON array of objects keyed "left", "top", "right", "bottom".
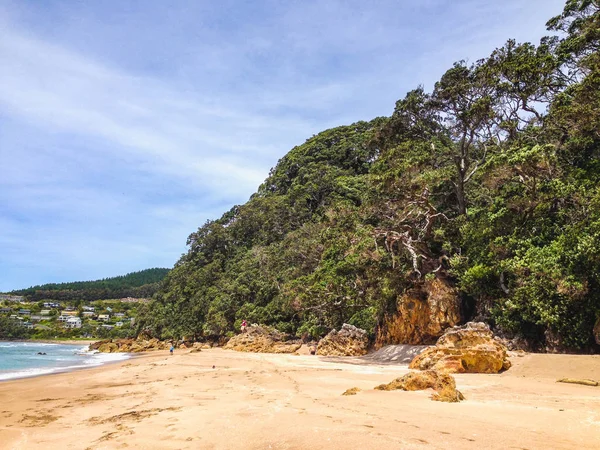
[
  {"left": 11, "top": 268, "right": 170, "bottom": 301},
  {"left": 137, "top": 1, "right": 600, "bottom": 351}
]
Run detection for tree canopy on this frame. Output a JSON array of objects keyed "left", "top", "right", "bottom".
[{"left": 137, "top": 1, "right": 600, "bottom": 351}]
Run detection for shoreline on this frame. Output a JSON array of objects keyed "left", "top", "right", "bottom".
[
  {"left": 0, "top": 340, "right": 134, "bottom": 383},
  {"left": 1, "top": 338, "right": 98, "bottom": 346},
  {"left": 0, "top": 350, "right": 598, "bottom": 449}
]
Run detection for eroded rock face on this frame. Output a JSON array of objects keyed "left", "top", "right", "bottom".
[
  {"left": 316, "top": 324, "right": 369, "bottom": 356},
  {"left": 375, "top": 370, "right": 464, "bottom": 403},
  {"left": 224, "top": 325, "right": 302, "bottom": 354},
  {"left": 409, "top": 322, "right": 511, "bottom": 374},
  {"left": 376, "top": 278, "right": 462, "bottom": 346}
]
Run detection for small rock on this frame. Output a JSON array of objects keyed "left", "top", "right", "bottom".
[
  {"left": 342, "top": 387, "right": 361, "bottom": 396},
  {"left": 375, "top": 370, "right": 464, "bottom": 403}
]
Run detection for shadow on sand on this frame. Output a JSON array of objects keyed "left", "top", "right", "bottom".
[{"left": 320, "top": 344, "right": 430, "bottom": 366}]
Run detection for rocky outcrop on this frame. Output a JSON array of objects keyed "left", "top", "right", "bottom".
[
  {"left": 90, "top": 338, "right": 174, "bottom": 353},
  {"left": 224, "top": 325, "right": 302, "bottom": 354},
  {"left": 375, "top": 370, "right": 464, "bottom": 403},
  {"left": 316, "top": 324, "right": 369, "bottom": 356},
  {"left": 593, "top": 317, "right": 600, "bottom": 346},
  {"left": 375, "top": 278, "right": 462, "bottom": 346},
  {"left": 409, "top": 322, "right": 511, "bottom": 374}
]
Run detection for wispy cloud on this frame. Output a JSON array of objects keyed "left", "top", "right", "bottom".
[{"left": 0, "top": 0, "right": 565, "bottom": 290}]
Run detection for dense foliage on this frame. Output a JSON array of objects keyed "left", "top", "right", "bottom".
[
  {"left": 11, "top": 268, "right": 170, "bottom": 302},
  {"left": 0, "top": 317, "right": 31, "bottom": 339},
  {"left": 138, "top": 1, "right": 600, "bottom": 351}
]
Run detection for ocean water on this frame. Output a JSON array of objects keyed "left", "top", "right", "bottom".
[{"left": 0, "top": 341, "right": 129, "bottom": 381}]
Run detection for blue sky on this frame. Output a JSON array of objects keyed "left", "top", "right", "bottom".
[{"left": 0, "top": 0, "right": 566, "bottom": 291}]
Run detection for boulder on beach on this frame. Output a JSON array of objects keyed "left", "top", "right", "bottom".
[
  {"left": 375, "top": 370, "right": 464, "bottom": 403},
  {"left": 224, "top": 325, "right": 302, "bottom": 354},
  {"left": 316, "top": 324, "right": 369, "bottom": 357},
  {"left": 90, "top": 337, "right": 173, "bottom": 353},
  {"left": 409, "top": 322, "right": 511, "bottom": 374}
]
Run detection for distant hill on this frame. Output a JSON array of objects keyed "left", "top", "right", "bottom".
[{"left": 10, "top": 268, "right": 170, "bottom": 302}]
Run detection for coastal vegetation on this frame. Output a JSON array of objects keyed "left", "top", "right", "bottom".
[
  {"left": 9, "top": 268, "right": 169, "bottom": 302},
  {"left": 137, "top": 1, "right": 600, "bottom": 352}
]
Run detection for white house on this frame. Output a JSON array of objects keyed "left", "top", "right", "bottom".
[
  {"left": 83, "top": 306, "right": 95, "bottom": 312},
  {"left": 65, "top": 317, "right": 82, "bottom": 329},
  {"left": 82, "top": 311, "right": 95, "bottom": 317},
  {"left": 98, "top": 314, "right": 111, "bottom": 322}
]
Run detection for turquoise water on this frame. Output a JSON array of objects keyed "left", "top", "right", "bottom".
[{"left": 0, "top": 341, "right": 129, "bottom": 381}]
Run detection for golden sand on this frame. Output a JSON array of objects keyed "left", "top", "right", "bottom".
[{"left": 0, "top": 349, "right": 598, "bottom": 449}]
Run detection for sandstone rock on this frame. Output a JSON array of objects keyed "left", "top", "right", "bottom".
[
  {"left": 316, "top": 324, "right": 369, "bottom": 356},
  {"left": 98, "top": 342, "right": 118, "bottom": 353},
  {"left": 90, "top": 337, "right": 176, "bottom": 353},
  {"left": 409, "top": 322, "right": 511, "bottom": 374},
  {"left": 375, "top": 370, "right": 464, "bottom": 403},
  {"left": 224, "top": 325, "right": 302, "bottom": 354},
  {"left": 342, "top": 387, "right": 361, "bottom": 396},
  {"left": 375, "top": 278, "right": 462, "bottom": 346}
]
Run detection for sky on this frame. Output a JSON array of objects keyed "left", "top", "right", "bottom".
[{"left": 0, "top": 0, "right": 566, "bottom": 292}]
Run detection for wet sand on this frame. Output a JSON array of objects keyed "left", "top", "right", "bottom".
[{"left": 0, "top": 349, "right": 598, "bottom": 449}]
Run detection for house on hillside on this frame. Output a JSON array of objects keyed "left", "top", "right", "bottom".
[
  {"left": 115, "top": 321, "right": 124, "bottom": 327},
  {"left": 18, "top": 309, "right": 31, "bottom": 316},
  {"left": 57, "top": 315, "right": 71, "bottom": 322},
  {"left": 82, "top": 311, "right": 95, "bottom": 318},
  {"left": 40, "top": 309, "right": 51, "bottom": 316},
  {"left": 0, "top": 308, "right": 12, "bottom": 314},
  {"left": 100, "top": 324, "right": 114, "bottom": 330},
  {"left": 43, "top": 302, "right": 60, "bottom": 309},
  {"left": 22, "top": 321, "right": 34, "bottom": 329},
  {"left": 115, "top": 312, "right": 126, "bottom": 318},
  {"left": 82, "top": 306, "right": 95, "bottom": 312},
  {"left": 65, "top": 317, "right": 82, "bottom": 329},
  {"left": 97, "top": 314, "right": 111, "bottom": 322},
  {"left": 60, "top": 310, "right": 78, "bottom": 317},
  {"left": 29, "top": 315, "right": 44, "bottom": 322}
]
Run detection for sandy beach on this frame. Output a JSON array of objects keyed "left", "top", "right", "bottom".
[{"left": 0, "top": 348, "right": 598, "bottom": 449}]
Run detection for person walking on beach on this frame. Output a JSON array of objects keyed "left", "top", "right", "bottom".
[
  {"left": 241, "top": 319, "right": 248, "bottom": 334},
  {"left": 170, "top": 344, "right": 174, "bottom": 355}
]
